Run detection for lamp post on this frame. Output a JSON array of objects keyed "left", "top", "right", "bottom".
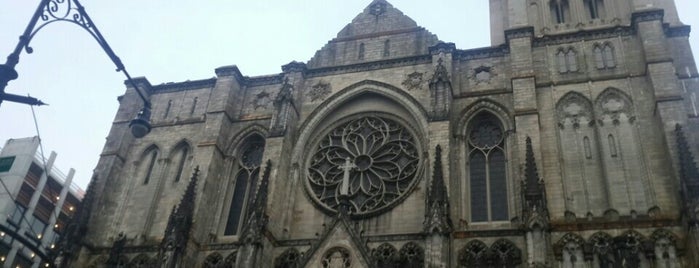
[
  {"left": 0, "top": 1, "right": 152, "bottom": 267},
  {"left": 0, "top": 0, "right": 152, "bottom": 138}
]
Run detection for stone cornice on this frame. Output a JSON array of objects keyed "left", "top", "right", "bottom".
[
  {"left": 305, "top": 55, "right": 432, "bottom": 78},
  {"left": 244, "top": 73, "right": 284, "bottom": 87},
  {"left": 631, "top": 9, "right": 665, "bottom": 25},
  {"left": 533, "top": 26, "right": 632, "bottom": 47},
  {"left": 151, "top": 78, "right": 217, "bottom": 93},
  {"left": 214, "top": 65, "right": 244, "bottom": 81},
  {"left": 455, "top": 45, "right": 509, "bottom": 61},
  {"left": 505, "top": 26, "right": 535, "bottom": 43},
  {"left": 666, "top": 25, "right": 691, "bottom": 38}
]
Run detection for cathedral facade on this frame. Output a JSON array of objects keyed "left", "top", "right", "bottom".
[{"left": 72, "top": 0, "right": 699, "bottom": 267}]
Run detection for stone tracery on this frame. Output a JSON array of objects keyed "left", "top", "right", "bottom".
[{"left": 307, "top": 115, "right": 420, "bottom": 217}]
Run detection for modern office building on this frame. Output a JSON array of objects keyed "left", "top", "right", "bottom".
[{"left": 0, "top": 137, "right": 83, "bottom": 268}]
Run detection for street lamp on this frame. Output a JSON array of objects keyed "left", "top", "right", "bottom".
[{"left": 0, "top": 0, "right": 151, "bottom": 138}]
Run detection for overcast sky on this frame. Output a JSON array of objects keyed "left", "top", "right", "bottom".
[{"left": 1, "top": 0, "right": 697, "bottom": 190}]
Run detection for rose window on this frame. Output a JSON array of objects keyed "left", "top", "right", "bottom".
[{"left": 307, "top": 116, "right": 421, "bottom": 217}]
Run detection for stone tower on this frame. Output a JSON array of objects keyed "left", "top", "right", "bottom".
[{"left": 71, "top": 0, "right": 699, "bottom": 267}]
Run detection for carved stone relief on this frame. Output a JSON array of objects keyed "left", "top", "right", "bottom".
[
  {"left": 252, "top": 91, "right": 272, "bottom": 110},
  {"left": 401, "top": 72, "right": 424, "bottom": 91},
  {"left": 322, "top": 247, "right": 351, "bottom": 268},
  {"left": 595, "top": 89, "right": 635, "bottom": 125},
  {"left": 556, "top": 93, "right": 593, "bottom": 129},
  {"left": 309, "top": 81, "right": 332, "bottom": 102},
  {"left": 471, "top": 65, "right": 496, "bottom": 84}
]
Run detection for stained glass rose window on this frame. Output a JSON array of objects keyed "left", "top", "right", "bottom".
[{"left": 306, "top": 115, "right": 421, "bottom": 217}]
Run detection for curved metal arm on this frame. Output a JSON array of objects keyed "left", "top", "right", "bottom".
[{"left": 1, "top": 0, "right": 150, "bottom": 108}]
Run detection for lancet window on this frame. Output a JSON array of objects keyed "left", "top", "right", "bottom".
[
  {"left": 593, "top": 43, "right": 616, "bottom": 70},
  {"left": 171, "top": 143, "right": 190, "bottom": 182},
  {"left": 141, "top": 147, "right": 159, "bottom": 185},
  {"left": 467, "top": 112, "right": 508, "bottom": 222},
  {"left": 223, "top": 134, "right": 265, "bottom": 236},
  {"left": 550, "top": 0, "right": 570, "bottom": 24},
  {"left": 557, "top": 48, "right": 578, "bottom": 73},
  {"left": 584, "top": 0, "right": 606, "bottom": 19}
]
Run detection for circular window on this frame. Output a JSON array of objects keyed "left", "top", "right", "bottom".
[{"left": 306, "top": 115, "right": 421, "bottom": 217}]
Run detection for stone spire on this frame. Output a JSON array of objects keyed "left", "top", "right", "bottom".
[
  {"left": 521, "top": 137, "right": 548, "bottom": 226},
  {"left": 424, "top": 145, "right": 452, "bottom": 234},
  {"left": 159, "top": 166, "right": 199, "bottom": 268},
  {"left": 240, "top": 160, "right": 272, "bottom": 244},
  {"left": 236, "top": 160, "right": 272, "bottom": 267}
]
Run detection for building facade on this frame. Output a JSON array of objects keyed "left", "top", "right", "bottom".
[
  {"left": 76, "top": 0, "right": 699, "bottom": 267},
  {"left": 0, "top": 137, "right": 83, "bottom": 268}
]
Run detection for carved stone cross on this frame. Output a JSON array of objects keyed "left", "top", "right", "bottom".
[{"left": 339, "top": 157, "right": 356, "bottom": 196}]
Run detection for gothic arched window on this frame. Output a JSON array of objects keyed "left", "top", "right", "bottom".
[
  {"left": 371, "top": 243, "right": 398, "bottom": 267},
  {"left": 594, "top": 43, "right": 616, "bottom": 70},
  {"left": 141, "top": 147, "right": 159, "bottom": 185},
  {"left": 398, "top": 242, "right": 424, "bottom": 268},
  {"left": 467, "top": 112, "right": 508, "bottom": 222},
  {"left": 171, "top": 142, "right": 190, "bottom": 183},
  {"left": 223, "top": 134, "right": 265, "bottom": 236},
  {"left": 584, "top": 0, "right": 605, "bottom": 19},
  {"left": 550, "top": 0, "right": 570, "bottom": 24},
  {"left": 458, "top": 240, "right": 490, "bottom": 267},
  {"left": 557, "top": 48, "right": 578, "bottom": 73}
]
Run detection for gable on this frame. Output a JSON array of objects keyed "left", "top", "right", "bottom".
[
  {"left": 302, "top": 218, "right": 372, "bottom": 267},
  {"left": 307, "top": 0, "right": 440, "bottom": 69}
]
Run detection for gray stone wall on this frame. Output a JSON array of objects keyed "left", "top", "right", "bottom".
[{"left": 78, "top": 0, "right": 699, "bottom": 267}]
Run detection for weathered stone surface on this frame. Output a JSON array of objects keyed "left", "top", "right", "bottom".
[{"left": 75, "top": 0, "right": 699, "bottom": 267}]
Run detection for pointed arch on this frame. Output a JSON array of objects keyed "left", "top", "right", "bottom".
[
  {"left": 595, "top": 87, "right": 651, "bottom": 213},
  {"left": 550, "top": 0, "right": 570, "bottom": 24},
  {"left": 371, "top": 243, "right": 398, "bottom": 267},
  {"left": 556, "top": 233, "right": 585, "bottom": 248},
  {"left": 490, "top": 239, "right": 522, "bottom": 267},
  {"left": 556, "top": 233, "right": 585, "bottom": 267},
  {"left": 652, "top": 229, "right": 679, "bottom": 267},
  {"left": 458, "top": 240, "right": 491, "bottom": 267},
  {"left": 615, "top": 230, "right": 649, "bottom": 267},
  {"left": 455, "top": 99, "right": 513, "bottom": 137},
  {"left": 398, "top": 242, "right": 424, "bottom": 268},
  {"left": 556, "top": 91, "right": 607, "bottom": 216},
  {"left": 594, "top": 87, "right": 634, "bottom": 123},
  {"left": 169, "top": 140, "right": 193, "bottom": 183},
  {"left": 226, "top": 124, "right": 269, "bottom": 156},
  {"left": 221, "top": 132, "right": 266, "bottom": 236},
  {"left": 139, "top": 145, "right": 161, "bottom": 185},
  {"left": 292, "top": 79, "right": 429, "bottom": 169},
  {"left": 462, "top": 110, "right": 510, "bottom": 223},
  {"left": 556, "top": 91, "right": 594, "bottom": 124}
]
